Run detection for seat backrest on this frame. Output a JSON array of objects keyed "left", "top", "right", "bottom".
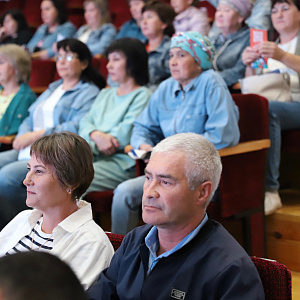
[
  {"left": 232, "top": 93, "right": 269, "bottom": 142},
  {"left": 108, "top": 0, "right": 131, "bottom": 29},
  {"left": 216, "top": 94, "right": 269, "bottom": 218},
  {"left": 29, "top": 59, "right": 56, "bottom": 90},
  {"left": 251, "top": 256, "right": 292, "bottom": 300},
  {"left": 105, "top": 232, "right": 125, "bottom": 251}
]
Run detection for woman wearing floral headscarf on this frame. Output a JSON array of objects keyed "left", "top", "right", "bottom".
[{"left": 110, "top": 31, "right": 240, "bottom": 235}]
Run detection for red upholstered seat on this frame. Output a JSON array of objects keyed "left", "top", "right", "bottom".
[
  {"left": 207, "top": 93, "right": 269, "bottom": 257},
  {"left": 105, "top": 232, "right": 124, "bottom": 251},
  {"left": 251, "top": 257, "right": 292, "bottom": 300},
  {"left": 108, "top": 0, "right": 131, "bottom": 30},
  {"left": 29, "top": 59, "right": 56, "bottom": 95},
  {"left": 281, "top": 129, "right": 300, "bottom": 153}
]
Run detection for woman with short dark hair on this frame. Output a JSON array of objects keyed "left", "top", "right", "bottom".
[
  {"left": 140, "top": 0, "right": 176, "bottom": 90},
  {"left": 79, "top": 37, "right": 151, "bottom": 195},
  {"left": 0, "top": 132, "right": 114, "bottom": 290}
]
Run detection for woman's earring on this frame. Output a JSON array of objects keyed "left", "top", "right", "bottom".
[{"left": 67, "top": 188, "right": 72, "bottom": 194}]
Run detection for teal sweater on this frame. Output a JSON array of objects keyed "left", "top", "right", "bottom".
[{"left": 0, "top": 83, "right": 36, "bottom": 136}]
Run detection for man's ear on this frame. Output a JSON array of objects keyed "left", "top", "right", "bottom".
[{"left": 196, "top": 181, "right": 213, "bottom": 206}]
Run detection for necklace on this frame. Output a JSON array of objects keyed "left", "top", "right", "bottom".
[{"left": 30, "top": 220, "right": 53, "bottom": 251}]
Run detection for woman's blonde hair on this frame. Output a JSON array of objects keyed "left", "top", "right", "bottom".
[
  {"left": 84, "top": 0, "right": 111, "bottom": 26},
  {"left": 0, "top": 44, "right": 31, "bottom": 84}
]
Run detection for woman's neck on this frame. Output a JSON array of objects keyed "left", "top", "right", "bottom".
[
  {"left": 220, "top": 24, "right": 242, "bottom": 37},
  {"left": 48, "top": 23, "right": 58, "bottom": 33},
  {"left": 41, "top": 201, "right": 78, "bottom": 234},
  {"left": 62, "top": 78, "right": 80, "bottom": 91},
  {"left": 117, "top": 78, "right": 140, "bottom": 96},
  {"left": 147, "top": 34, "right": 164, "bottom": 52},
  {"left": 1, "top": 80, "right": 20, "bottom": 96},
  {"left": 280, "top": 27, "right": 299, "bottom": 44}
]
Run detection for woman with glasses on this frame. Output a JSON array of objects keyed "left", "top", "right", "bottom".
[{"left": 0, "top": 38, "right": 105, "bottom": 229}]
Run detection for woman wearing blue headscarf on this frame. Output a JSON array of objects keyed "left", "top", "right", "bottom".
[{"left": 111, "top": 31, "right": 240, "bottom": 235}]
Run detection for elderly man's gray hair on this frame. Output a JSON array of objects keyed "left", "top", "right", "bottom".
[{"left": 151, "top": 133, "right": 222, "bottom": 204}]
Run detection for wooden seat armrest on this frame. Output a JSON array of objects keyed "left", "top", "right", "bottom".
[
  {"left": 0, "top": 134, "right": 16, "bottom": 144},
  {"left": 31, "top": 86, "right": 48, "bottom": 95},
  {"left": 218, "top": 139, "right": 270, "bottom": 157}
]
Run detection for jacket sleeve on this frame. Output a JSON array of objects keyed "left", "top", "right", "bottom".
[
  {"left": 26, "top": 24, "right": 45, "bottom": 53},
  {"left": 189, "top": 9, "right": 211, "bottom": 36},
  {"left": 78, "top": 93, "right": 103, "bottom": 155},
  {"left": 87, "top": 235, "right": 128, "bottom": 299},
  {"left": 218, "top": 54, "right": 247, "bottom": 87},
  {"left": 130, "top": 89, "right": 165, "bottom": 149},
  {"left": 46, "top": 22, "right": 77, "bottom": 57},
  {"left": 7, "top": 88, "right": 37, "bottom": 135},
  {"left": 212, "top": 257, "right": 265, "bottom": 299},
  {"left": 203, "top": 74, "right": 240, "bottom": 149},
  {"left": 88, "top": 24, "right": 117, "bottom": 56}
]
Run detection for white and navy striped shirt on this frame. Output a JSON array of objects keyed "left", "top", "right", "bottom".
[{"left": 6, "top": 218, "right": 53, "bottom": 255}]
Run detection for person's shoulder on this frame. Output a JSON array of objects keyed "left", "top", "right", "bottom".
[
  {"left": 61, "top": 21, "right": 76, "bottom": 30},
  {"left": 121, "top": 224, "right": 152, "bottom": 247},
  {"left": 19, "top": 83, "right": 37, "bottom": 99},
  {"left": 101, "top": 23, "right": 117, "bottom": 31},
  {"left": 78, "top": 81, "right": 100, "bottom": 93},
  {"left": 134, "top": 86, "right": 152, "bottom": 97}
]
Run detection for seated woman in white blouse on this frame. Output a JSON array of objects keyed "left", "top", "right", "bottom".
[{"left": 0, "top": 132, "right": 114, "bottom": 290}]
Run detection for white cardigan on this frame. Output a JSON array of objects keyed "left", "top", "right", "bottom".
[{"left": 0, "top": 200, "right": 114, "bottom": 290}]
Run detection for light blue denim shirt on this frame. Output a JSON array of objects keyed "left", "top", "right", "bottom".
[
  {"left": 146, "top": 214, "right": 208, "bottom": 274},
  {"left": 27, "top": 22, "right": 76, "bottom": 57},
  {"left": 131, "top": 69, "right": 240, "bottom": 150},
  {"left": 116, "top": 18, "right": 146, "bottom": 42},
  {"left": 75, "top": 23, "right": 117, "bottom": 56},
  {"left": 17, "top": 79, "right": 100, "bottom": 137}
]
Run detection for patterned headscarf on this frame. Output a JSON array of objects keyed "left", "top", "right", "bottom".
[{"left": 170, "top": 31, "right": 216, "bottom": 70}]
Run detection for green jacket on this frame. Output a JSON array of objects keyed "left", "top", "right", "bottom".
[{"left": 0, "top": 83, "right": 36, "bottom": 136}]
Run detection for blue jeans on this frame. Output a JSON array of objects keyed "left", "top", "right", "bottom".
[
  {"left": 267, "top": 101, "right": 300, "bottom": 191},
  {"left": 0, "top": 149, "right": 28, "bottom": 228},
  {"left": 111, "top": 175, "right": 145, "bottom": 235}
]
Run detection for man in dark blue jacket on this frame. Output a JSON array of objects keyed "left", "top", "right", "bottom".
[{"left": 88, "top": 133, "right": 264, "bottom": 300}]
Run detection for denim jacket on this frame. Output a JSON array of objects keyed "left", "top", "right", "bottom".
[
  {"left": 27, "top": 22, "right": 76, "bottom": 57},
  {"left": 17, "top": 79, "right": 100, "bottom": 136},
  {"left": 212, "top": 26, "right": 250, "bottom": 87},
  {"left": 147, "top": 35, "right": 171, "bottom": 92},
  {"left": 75, "top": 23, "right": 117, "bottom": 56}
]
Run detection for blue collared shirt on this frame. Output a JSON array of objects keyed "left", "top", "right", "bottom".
[
  {"left": 145, "top": 213, "right": 209, "bottom": 274},
  {"left": 131, "top": 69, "right": 240, "bottom": 150}
]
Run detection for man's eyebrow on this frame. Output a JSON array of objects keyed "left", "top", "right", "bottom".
[{"left": 145, "top": 169, "right": 177, "bottom": 181}]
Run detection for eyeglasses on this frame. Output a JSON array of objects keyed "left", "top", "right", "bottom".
[{"left": 55, "top": 54, "right": 78, "bottom": 62}]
